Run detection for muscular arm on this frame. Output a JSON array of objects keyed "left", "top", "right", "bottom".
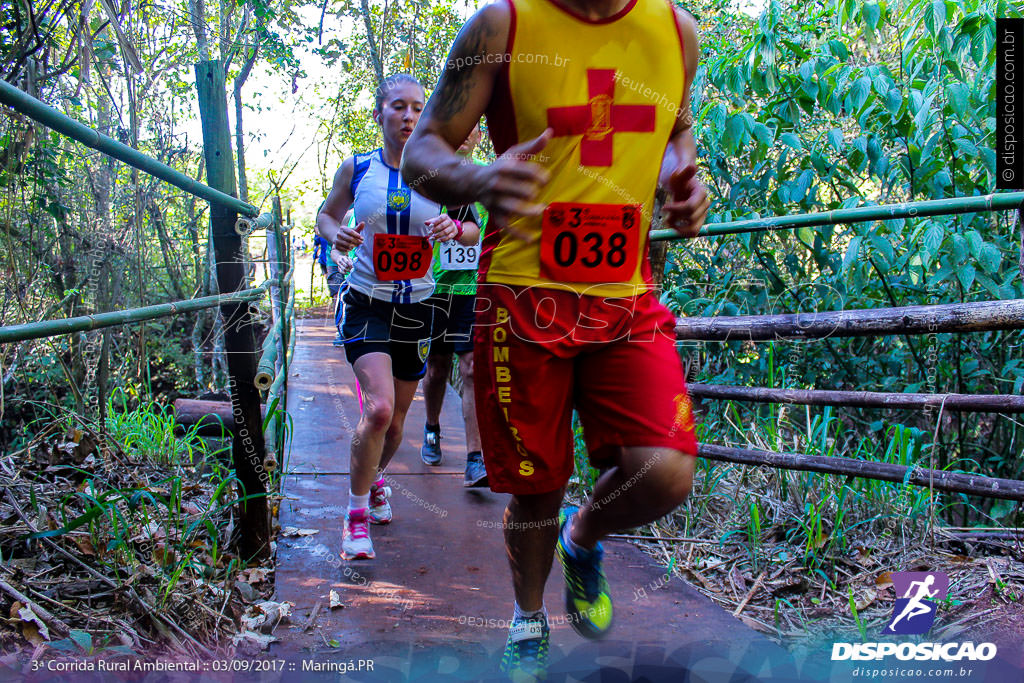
[
  {"left": 661, "top": 9, "right": 701, "bottom": 190},
  {"left": 316, "top": 158, "right": 362, "bottom": 250},
  {"left": 401, "top": 4, "right": 509, "bottom": 205},
  {"left": 659, "top": 9, "right": 710, "bottom": 237}
]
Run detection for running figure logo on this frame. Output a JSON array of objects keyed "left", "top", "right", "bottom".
[{"left": 884, "top": 571, "right": 949, "bottom": 635}]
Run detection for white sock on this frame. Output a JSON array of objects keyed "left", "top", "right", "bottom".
[
  {"left": 513, "top": 601, "right": 547, "bottom": 622},
  {"left": 348, "top": 492, "right": 369, "bottom": 513}
]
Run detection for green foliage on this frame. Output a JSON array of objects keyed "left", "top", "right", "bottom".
[
  {"left": 673, "top": 0, "right": 1024, "bottom": 488},
  {"left": 313, "top": 0, "right": 469, "bottom": 170},
  {"left": 20, "top": 396, "right": 240, "bottom": 623}
]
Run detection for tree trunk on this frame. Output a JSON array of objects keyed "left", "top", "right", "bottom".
[
  {"left": 648, "top": 189, "right": 668, "bottom": 287},
  {"left": 675, "top": 299, "right": 1024, "bottom": 342},
  {"left": 187, "top": 0, "right": 212, "bottom": 61},
  {"left": 233, "top": 46, "right": 258, "bottom": 287},
  {"left": 359, "top": 0, "right": 385, "bottom": 85},
  {"left": 195, "top": 59, "right": 270, "bottom": 561},
  {"left": 147, "top": 197, "right": 187, "bottom": 300},
  {"left": 688, "top": 384, "right": 1024, "bottom": 413}
]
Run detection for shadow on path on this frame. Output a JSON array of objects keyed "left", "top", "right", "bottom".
[{"left": 270, "top": 319, "right": 814, "bottom": 681}]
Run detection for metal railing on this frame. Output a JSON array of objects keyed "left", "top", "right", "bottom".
[
  {"left": 0, "top": 71, "right": 295, "bottom": 558},
  {"left": 662, "top": 192, "right": 1024, "bottom": 501},
  {"left": 0, "top": 80, "right": 259, "bottom": 218}
]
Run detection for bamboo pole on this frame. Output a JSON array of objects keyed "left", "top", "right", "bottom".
[
  {"left": 255, "top": 323, "right": 282, "bottom": 390},
  {"left": 254, "top": 261, "right": 293, "bottom": 390},
  {"left": 196, "top": 60, "right": 269, "bottom": 562},
  {"left": 698, "top": 444, "right": 1024, "bottom": 501},
  {"left": 0, "top": 285, "right": 269, "bottom": 344},
  {"left": 0, "top": 80, "right": 258, "bottom": 218},
  {"left": 652, "top": 192, "right": 1024, "bottom": 241},
  {"left": 267, "top": 312, "right": 297, "bottom": 401},
  {"left": 675, "top": 299, "right": 1024, "bottom": 341},
  {"left": 688, "top": 384, "right": 1024, "bottom": 413},
  {"left": 236, "top": 212, "right": 274, "bottom": 235}
]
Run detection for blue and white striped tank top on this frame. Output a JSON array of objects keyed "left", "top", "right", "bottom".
[{"left": 346, "top": 149, "right": 440, "bottom": 303}]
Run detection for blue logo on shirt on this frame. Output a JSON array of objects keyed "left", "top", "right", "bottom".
[{"left": 387, "top": 189, "right": 411, "bottom": 212}]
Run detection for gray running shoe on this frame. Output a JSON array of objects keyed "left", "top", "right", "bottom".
[
  {"left": 420, "top": 426, "right": 442, "bottom": 466},
  {"left": 464, "top": 451, "right": 488, "bottom": 488}
]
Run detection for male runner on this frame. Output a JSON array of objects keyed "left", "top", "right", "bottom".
[
  {"left": 420, "top": 124, "right": 489, "bottom": 488},
  {"left": 403, "top": 0, "right": 710, "bottom": 677}
]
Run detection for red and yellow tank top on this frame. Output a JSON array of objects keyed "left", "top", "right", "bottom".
[{"left": 482, "top": 0, "right": 685, "bottom": 296}]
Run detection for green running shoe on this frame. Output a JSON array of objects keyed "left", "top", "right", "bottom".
[
  {"left": 556, "top": 507, "right": 613, "bottom": 639},
  {"left": 500, "top": 614, "right": 549, "bottom": 682}
]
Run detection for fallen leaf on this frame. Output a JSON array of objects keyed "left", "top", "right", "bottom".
[
  {"left": 854, "top": 589, "right": 878, "bottom": 611},
  {"left": 329, "top": 590, "right": 343, "bottom": 609},
  {"left": 231, "top": 630, "right": 277, "bottom": 650},
  {"left": 280, "top": 527, "right": 318, "bottom": 537},
  {"left": 235, "top": 581, "right": 259, "bottom": 603},
  {"left": 729, "top": 565, "right": 747, "bottom": 593},
  {"left": 21, "top": 622, "right": 44, "bottom": 647},
  {"left": 876, "top": 571, "right": 893, "bottom": 588},
  {"left": 152, "top": 544, "right": 177, "bottom": 567},
  {"left": 242, "top": 600, "right": 293, "bottom": 634},
  {"left": 17, "top": 605, "right": 50, "bottom": 642},
  {"left": 71, "top": 536, "right": 96, "bottom": 556},
  {"left": 738, "top": 615, "right": 772, "bottom": 633},
  {"left": 246, "top": 567, "right": 270, "bottom": 583},
  {"left": 853, "top": 547, "right": 874, "bottom": 567}
]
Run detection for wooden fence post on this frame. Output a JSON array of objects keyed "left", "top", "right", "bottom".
[{"left": 194, "top": 60, "right": 270, "bottom": 561}]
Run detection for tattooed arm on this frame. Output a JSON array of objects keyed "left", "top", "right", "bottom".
[
  {"left": 660, "top": 8, "right": 710, "bottom": 238},
  {"left": 402, "top": 3, "right": 550, "bottom": 230}
]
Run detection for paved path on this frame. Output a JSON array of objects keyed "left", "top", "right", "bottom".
[{"left": 270, "top": 319, "right": 804, "bottom": 681}]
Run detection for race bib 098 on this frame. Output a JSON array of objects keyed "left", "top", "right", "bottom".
[{"left": 373, "top": 234, "right": 432, "bottom": 281}]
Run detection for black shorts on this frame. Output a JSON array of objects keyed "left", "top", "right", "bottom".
[
  {"left": 340, "top": 288, "right": 433, "bottom": 381},
  {"left": 426, "top": 293, "right": 476, "bottom": 356}
]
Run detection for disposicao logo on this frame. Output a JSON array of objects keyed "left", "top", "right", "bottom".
[
  {"left": 832, "top": 571, "right": 997, "bottom": 662},
  {"left": 885, "top": 571, "right": 948, "bottom": 635}
]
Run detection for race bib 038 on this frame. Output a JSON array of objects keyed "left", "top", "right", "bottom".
[{"left": 539, "top": 202, "right": 641, "bottom": 283}]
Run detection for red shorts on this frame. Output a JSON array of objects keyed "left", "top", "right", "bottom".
[{"left": 472, "top": 283, "right": 697, "bottom": 495}]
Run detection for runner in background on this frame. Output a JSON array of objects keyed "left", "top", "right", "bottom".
[
  {"left": 312, "top": 232, "right": 332, "bottom": 282},
  {"left": 402, "top": 0, "right": 710, "bottom": 677},
  {"left": 329, "top": 211, "right": 357, "bottom": 346},
  {"left": 419, "top": 124, "right": 488, "bottom": 488},
  {"left": 315, "top": 74, "right": 475, "bottom": 561},
  {"left": 314, "top": 209, "right": 355, "bottom": 345}
]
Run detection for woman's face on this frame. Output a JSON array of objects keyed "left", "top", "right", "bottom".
[{"left": 374, "top": 82, "right": 424, "bottom": 151}]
